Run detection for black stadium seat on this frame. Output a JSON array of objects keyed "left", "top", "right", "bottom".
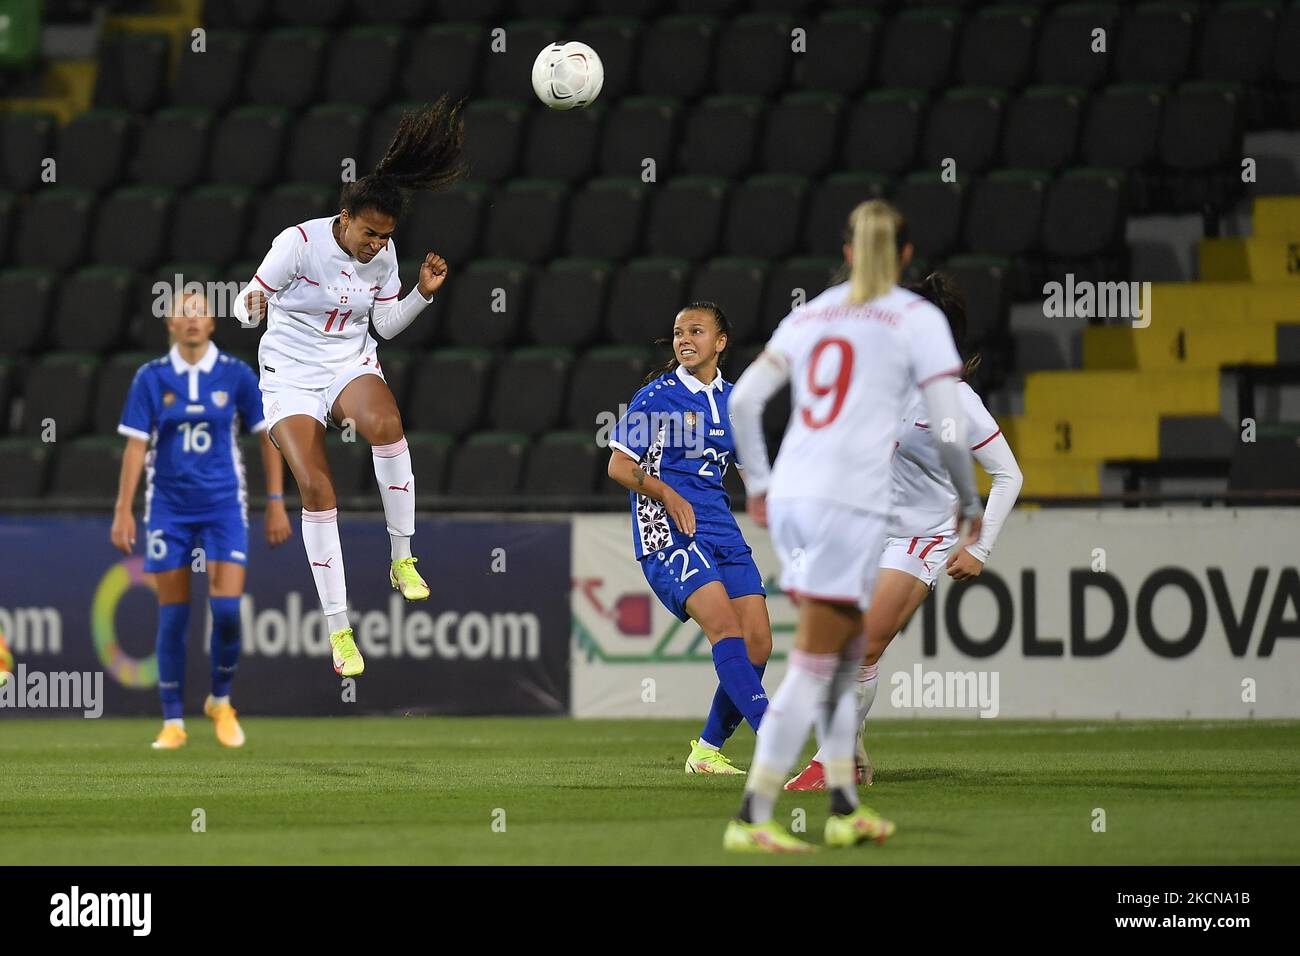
[
  {"left": 401, "top": 23, "right": 483, "bottom": 102},
  {"left": 171, "top": 30, "right": 249, "bottom": 111},
  {"left": 760, "top": 93, "right": 843, "bottom": 178},
  {"left": 284, "top": 105, "right": 368, "bottom": 189},
  {"left": 964, "top": 170, "right": 1048, "bottom": 258},
  {"left": 678, "top": 96, "right": 764, "bottom": 179},
  {"left": 462, "top": 99, "right": 527, "bottom": 184},
  {"left": 638, "top": 16, "right": 718, "bottom": 100},
  {"left": 723, "top": 175, "right": 807, "bottom": 260},
  {"left": 564, "top": 178, "right": 648, "bottom": 261},
  {"left": 94, "top": 351, "right": 154, "bottom": 436},
  {"left": 645, "top": 177, "right": 726, "bottom": 260},
  {"left": 760, "top": 258, "right": 839, "bottom": 338},
  {"left": 171, "top": 185, "right": 254, "bottom": 268},
  {"left": 713, "top": 12, "right": 793, "bottom": 97},
  {"left": 1159, "top": 82, "right": 1244, "bottom": 175},
  {"left": 49, "top": 436, "right": 125, "bottom": 499},
  {"left": 2, "top": 111, "right": 56, "bottom": 192},
  {"left": 0, "top": 191, "right": 12, "bottom": 266},
  {"left": 442, "top": 259, "right": 529, "bottom": 349},
  {"left": 943, "top": 255, "right": 1011, "bottom": 348},
  {"left": 132, "top": 108, "right": 214, "bottom": 188},
  {"left": 0, "top": 438, "right": 52, "bottom": 499},
  {"left": 688, "top": 258, "right": 766, "bottom": 346},
  {"left": 523, "top": 431, "right": 600, "bottom": 497},
  {"left": 406, "top": 431, "right": 453, "bottom": 495},
  {"left": 878, "top": 7, "right": 959, "bottom": 93},
  {"left": 523, "top": 105, "right": 604, "bottom": 184},
  {"left": 243, "top": 183, "right": 333, "bottom": 260},
  {"left": 841, "top": 90, "right": 926, "bottom": 176},
  {"left": 354, "top": 0, "right": 429, "bottom": 25},
  {"left": 792, "top": 9, "right": 879, "bottom": 96},
  {"left": 405, "top": 348, "right": 495, "bottom": 437},
  {"left": 482, "top": 179, "right": 568, "bottom": 264},
  {"left": 15, "top": 189, "right": 95, "bottom": 272},
  {"left": 803, "top": 172, "right": 891, "bottom": 257},
  {"left": 1082, "top": 85, "right": 1165, "bottom": 171},
  {"left": 574, "top": 17, "right": 641, "bottom": 102},
  {"left": 604, "top": 258, "right": 691, "bottom": 346},
  {"left": 272, "top": 0, "right": 348, "bottom": 27},
  {"left": 598, "top": 96, "right": 681, "bottom": 179},
  {"left": 480, "top": 20, "right": 562, "bottom": 100},
  {"left": 565, "top": 345, "right": 652, "bottom": 430},
  {"left": 1040, "top": 168, "right": 1127, "bottom": 260},
  {"left": 56, "top": 109, "right": 136, "bottom": 192},
  {"left": 1001, "top": 87, "right": 1083, "bottom": 173},
  {"left": 1198, "top": 0, "right": 1281, "bottom": 84},
  {"left": 94, "top": 31, "right": 169, "bottom": 113},
  {"left": 956, "top": 5, "right": 1040, "bottom": 89},
  {"left": 242, "top": 27, "right": 329, "bottom": 110},
  {"left": 893, "top": 172, "right": 966, "bottom": 260},
  {"left": 1035, "top": 1, "right": 1117, "bottom": 90},
  {"left": 209, "top": 107, "right": 291, "bottom": 187},
  {"left": 490, "top": 347, "right": 573, "bottom": 435},
  {"left": 52, "top": 267, "right": 134, "bottom": 353},
  {"left": 447, "top": 432, "right": 528, "bottom": 497},
  {"left": 323, "top": 26, "right": 403, "bottom": 108},
  {"left": 0, "top": 269, "right": 57, "bottom": 353},
  {"left": 92, "top": 186, "right": 174, "bottom": 271},
  {"left": 1114, "top": 1, "right": 1199, "bottom": 85},
  {"left": 525, "top": 258, "right": 611, "bottom": 348},
  {"left": 398, "top": 182, "right": 489, "bottom": 269},
  {"left": 921, "top": 88, "right": 1006, "bottom": 178},
  {"left": 20, "top": 353, "right": 99, "bottom": 439}
]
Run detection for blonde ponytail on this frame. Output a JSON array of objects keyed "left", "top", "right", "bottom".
[{"left": 846, "top": 199, "right": 904, "bottom": 305}]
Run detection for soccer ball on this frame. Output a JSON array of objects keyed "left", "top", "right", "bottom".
[{"left": 531, "top": 41, "right": 604, "bottom": 111}]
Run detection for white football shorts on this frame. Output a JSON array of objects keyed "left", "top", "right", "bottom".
[{"left": 768, "top": 497, "right": 890, "bottom": 611}]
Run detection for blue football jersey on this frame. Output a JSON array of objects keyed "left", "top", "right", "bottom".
[
  {"left": 118, "top": 345, "right": 266, "bottom": 518},
  {"left": 609, "top": 364, "right": 743, "bottom": 559}
]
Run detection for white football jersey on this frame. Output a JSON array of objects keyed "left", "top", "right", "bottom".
[
  {"left": 252, "top": 217, "right": 402, "bottom": 390},
  {"left": 891, "top": 381, "right": 1002, "bottom": 538},
  {"left": 766, "top": 282, "right": 963, "bottom": 514}
]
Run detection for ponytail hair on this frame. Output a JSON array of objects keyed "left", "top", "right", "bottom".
[
  {"left": 338, "top": 96, "right": 467, "bottom": 221},
  {"left": 844, "top": 199, "right": 908, "bottom": 305},
  {"left": 641, "top": 301, "right": 731, "bottom": 385},
  {"left": 906, "top": 271, "right": 981, "bottom": 378}
]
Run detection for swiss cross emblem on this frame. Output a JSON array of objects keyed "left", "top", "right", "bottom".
[{"left": 339, "top": 295, "right": 348, "bottom": 304}]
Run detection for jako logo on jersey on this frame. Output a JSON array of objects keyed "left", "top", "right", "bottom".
[
  {"left": 709, "top": 428, "right": 725, "bottom": 436},
  {"left": 234, "top": 592, "right": 541, "bottom": 661},
  {"left": 211, "top": 391, "right": 228, "bottom": 408}
]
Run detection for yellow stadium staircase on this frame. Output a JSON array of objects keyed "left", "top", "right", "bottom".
[{"left": 996, "top": 195, "right": 1300, "bottom": 497}]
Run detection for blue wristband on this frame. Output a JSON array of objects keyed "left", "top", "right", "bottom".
[{"left": 267, "top": 493, "right": 283, "bottom": 501}]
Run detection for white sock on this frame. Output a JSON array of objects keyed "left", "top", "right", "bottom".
[
  {"left": 209, "top": 695, "right": 230, "bottom": 707},
  {"left": 165, "top": 718, "right": 184, "bottom": 729},
  {"left": 372, "top": 437, "right": 414, "bottom": 561},
  {"left": 302, "top": 508, "right": 349, "bottom": 632},
  {"left": 822, "top": 661, "right": 862, "bottom": 809},
  {"left": 856, "top": 661, "right": 879, "bottom": 731},
  {"left": 742, "top": 649, "right": 836, "bottom": 825},
  {"left": 697, "top": 738, "right": 720, "bottom": 751}
]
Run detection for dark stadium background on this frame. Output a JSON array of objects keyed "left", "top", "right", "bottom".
[{"left": 1, "top": 0, "right": 1298, "bottom": 514}]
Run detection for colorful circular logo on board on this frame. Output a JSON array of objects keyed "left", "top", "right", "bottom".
[{"left": 92, "top": 556, "right": 159, "bottom": 687}]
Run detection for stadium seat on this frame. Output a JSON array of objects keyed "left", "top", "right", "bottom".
[
  {"left": 921, "top": 88, "right": 1007, "bottom": 178},
  {"left": 92, "top": 187, "right": 174, "bottom": 271},
  {"left": 243, "top": 183, "right": 333, "bottom": 261},
  {"left": 1001, "top": 87, "right": 1083, "bottom": 172},
  {"left": 236, "top": 434, "right": 267, "bottom": 499},
  {"left": 482, "top": 179, "right": 568, "bottom": 264},
  {"left": 1040, "top": 168, "right": 1127, "bottom": 259},
  {"left": 362, "top": 103, "right": 405, "bottom": 173},
  {"left": 713, "top": 13, "right": 793, "bottom": 97},
  {"left": 803, "top": 172, "right": 891, "bottom": 257},
  {"left": 406, "top": 431, "right": 453, "bottom": 495},
  {"left": 0, "top": 438, "right": 51, "bottom": 499},
  {"left": 645, "top": 177, "right": 727, "bottom": 260},
  {"left": 131, "top": 109, "right": 214, "bottom": 189},
  {"left": 792, "top": 9, "right": 879, "bottom": 95},
  {"left": 590, "top": 0, "right": 664, "bottom": 15},
  {"left": 760, "top": 93, "right": 844, "bottom": 178},
  {"left": 398, "top": 181, "right": 488, "bottom": 270},
  {"left": 1229, "top": 433, "right": 1300, "bottom": 491},
  {"left": 598, "top": 96, "right": 681, "bottom": 179},
  {"left": 523, "top": 104, "right": 604, "bottom": 183},
  {"left": 51, "top": 267, "right": 134, "bottom": 354},
  {"left": 284, "top": 104, "right": 369, "bottom": 189},
  {"left": 323, "top": 26, "right": 404, "bottom": 107},
  {"left": 430, "top": 0, "right": 510, "bottom": 21},
  {"left": 353, "top": 0, "right": 429, "bottom": 25},
  {"left": 1274, "top": 2, "right": 1300, "bottom": 114},
  {"left": 242, "top": 27, "right": 329, "bottom": 110},
  {"left": 525, "top": 258, "right": 611, "bottom": 348},
  {"left": 563, "top": 178, "right": 649, "bottom": 261},
  {"left": 323, "top": 434, "right": 372, "bottom": 496},
  {"left": 1, "top": 111, "right": 56, "bottom": 193},
  {"left": 405, "top": 348, "right": 495, "bottom": 437},
  {"left": 760, "top": 257, "right": 839, "bottom": 337},
  {"left": 20, "top": 353, "right": 99, "bottom": 439},
  {"left": 489, "top": 347, "right": 573, "bottom": 435},
  {"left": 522, "top": 430, "right": 600, "bottom": 497},
  {"left": 1114, "top": 1, "right": 1199, "bottom": 85},
  {"left": 209, "top": 107, "right": 292, "bottom": 187},
  {"left": 1034, "top": 1, "right": 1117, "bottom": 89},
  {"left": 0, "top": 269, "right": 56, "bottom": 353},
  {"left": 171, "top": 185, "right": 254, "bottom": 268},
  {"left": 964, "top": 170, "right": 1048, "bottom": 257},
  {"left": 442, "top": 260, "right": 529, "bottom": 349},
  {"left": 574, "top": 17, "right": 641, "bottom": 102},
  {"left": 15, "top": 189, "right": 95, "bottom": 272},
  {"left": 48, "top": 436, "right": 122, "bottom": 499},
  {"left": 605, "top": 258, "right": 691, "bottom": 346},
  {"left": 0, "top": 192, "right": 12, "bottom": 266},
  {"left": 462, "top": 99, "right": 528, "bottom": 184},
  {"left": 678, "top": 96, "right": 764, "bottom": 179},
  {"left": 841, "top": 90, "right": 926, "bottom": 176},
  {"left": 383, "top": 262, "right": 443, "bottom": 350},
  {"left": 1081, "top": 85, "right": 1165, "bottom": 170},
  {"left": 93, "top": 351, "right": 153, "bottom": 436},
  {"left": 401, "top": 23, "right": 483, "bottom": 102},
  {"left": 723, "top": 175, "right": 808, "bottom": 260},
  {"left": 56, "top": 109, "right": 136, "bottom": 192},
  {"left": 272, "top": 0, "right": 349, "bottom": 26},
  {"left": 1159, "top": 83, "right": 1244, "bottom": 174},
  {"left": 956, "top": 5, "right": 1040, "bottom": 89},
  {"left": 894, "top": 172, "right": 966, "bottom": 260},
  {"left": 171, "top": 30, "right": 249, "bottom": 111},
  {"left": 565, "top": 345, "right": 652, "bottom": 430},
  {"left": 943, "top": 255, "right": 1012, "bottom": 349},
  {"left": 688, "top": 258, "right": 766, "bottom": 346},
  {"left": 878, "top": 7, "right": 959, "bottom": 92},
  {"left": 94, "top": 31, "right": 168, "bottom": 114},
  {"left": 447, "top": 432, "right": 528, "bottom": 497},
  {"left": 481, "top": 20, "right": 563, "bottom": 100},
  {"left": 371, "top": 348, "right": 413, "bottom": 409},
  {"left": 638, "top": 16, "right": 719, "bottom": 100},
  {"left": 1198, "top": 0, "right": 1281, "bottom": 84}
]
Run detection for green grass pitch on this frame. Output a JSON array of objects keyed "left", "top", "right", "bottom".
[{"left": 3, "top": 717, "right": 1298, "bottom": 865}]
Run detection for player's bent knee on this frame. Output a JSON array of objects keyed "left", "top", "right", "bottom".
[{"left": 297, "top": 472, "right": 337, "bottom": 512}]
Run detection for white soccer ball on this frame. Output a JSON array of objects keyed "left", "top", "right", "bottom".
[{"left": 531, "top": 41, "right": 604, "bottom": 111}]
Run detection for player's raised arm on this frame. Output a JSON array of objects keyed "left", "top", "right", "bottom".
[{"left": 369, "top": 251, "right": 448, "bottom": 340}]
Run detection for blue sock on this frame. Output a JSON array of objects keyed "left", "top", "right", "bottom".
[
  {"left": 711, "top": 637, "right": 768, "bottom": 733},
  {"left": 701, "top": 662, "right": 767, "bottom": 746},
  {"left": 156, "top": 602, "right": 190, "bottom": 720},
  {"left": 209, "top": 596, "right": 242, "bottom": 699}
]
